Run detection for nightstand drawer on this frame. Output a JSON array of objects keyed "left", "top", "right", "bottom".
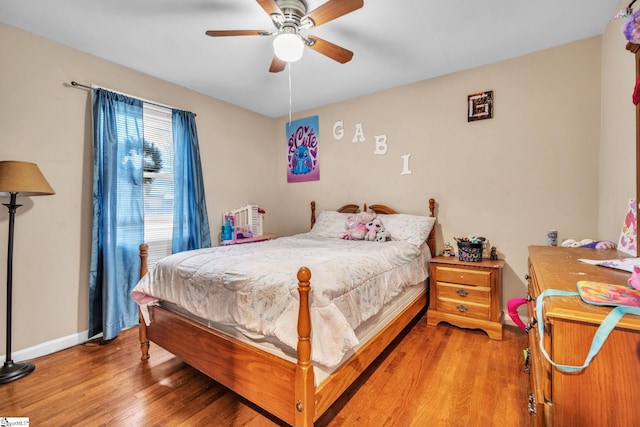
[
  {"left": 436, "top": 298, "right": 490, "bottom": 319},
  {"left": 433, "top": 266, "right": 492, "bottom": 287},
  {"left": 436, "top": 282, "right": 490, "bottom": 305}
]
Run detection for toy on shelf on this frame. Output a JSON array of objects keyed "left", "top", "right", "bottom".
[
  {"left": 441, "top": 242, "right": 455, "bottom": 257},
  {"left": 221, "top": 215, "right": 236, "bottom": 245},
  {"left": 223, "top": 204, "right": 264, "bottom": 238}
]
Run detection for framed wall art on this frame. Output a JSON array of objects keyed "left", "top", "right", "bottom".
[
  {"left": 286, "top": 115, "right": 320, "bottom": 183},
  {"left": 467, "top": 91, "right": 493, "bottom": 122}
]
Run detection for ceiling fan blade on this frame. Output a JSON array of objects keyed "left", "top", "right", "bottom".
[
  {"left": 269, "top": 56, "right": 286, "bottom": 73},
  {"left": 205, "top": 30, "right": 270, "bottom": 37},
  {"left": 256, "top": 0, "right": 282, "bottom": 17},
  {"left": 303, "top": 0, "right": 364, "bottom": 27},
  {"left": 307, "top": 36, "right": 353, "bottom": 64}
]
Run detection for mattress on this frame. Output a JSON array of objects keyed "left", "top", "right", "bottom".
[{"left": 132, "top": 233, "right": 431, "bottom": 367}]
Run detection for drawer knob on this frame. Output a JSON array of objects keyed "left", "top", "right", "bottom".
[
  {"left": 456, "top": 304, "right": 468, "bottom": 313},
  {"left": 525, "top": 317, "right": 537, "bottom": 332},
  {"left": 456, "top": 288, "right": 469, "bottom": 297}
]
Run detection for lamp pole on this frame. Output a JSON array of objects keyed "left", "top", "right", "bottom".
[
  {"left": 0, "top": 192, "right": 34, "bottom": 383},
  {"left": 0, "top": 160, "right": 54, "bottom": 384}
]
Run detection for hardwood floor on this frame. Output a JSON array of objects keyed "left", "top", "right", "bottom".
[{"left": 0, "top": 317, "right": 530, "bottom": 426}]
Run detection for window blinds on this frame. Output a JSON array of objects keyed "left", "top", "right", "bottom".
[{"left": 142, "top": 103, "right": 174, "bottom": 267}]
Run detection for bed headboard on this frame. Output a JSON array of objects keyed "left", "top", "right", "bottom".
[
  {"left": 309, "top": 198, "right": 437, "bottom": 255},
  {"left": 310, "top": 201, "right": 359, "bottom": 226},
  {"left": 366, "top": 199, "right": 437, "bottom": 255}
]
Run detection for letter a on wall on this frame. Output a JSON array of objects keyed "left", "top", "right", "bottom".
[{"left": 287, "top": 115, "right": 320, "bottom": 183}]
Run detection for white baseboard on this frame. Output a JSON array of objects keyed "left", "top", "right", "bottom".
[
  {"left": 503, "top": 311, "right": 517, "bottom": 328},
  {"left": 1, "top": 330, "right": 90, "bottom": 363},
  {"left": 503, "top": 309, "right": 528, "bottom": 330},
  {"left": 6, "top": 315, "right": 521, "bottom": 362}
]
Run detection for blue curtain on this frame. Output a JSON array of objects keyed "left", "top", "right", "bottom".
[
  {"left": 172, "top": 109, "right": 212, "bottom": 252},
  {"left": 89, "top": 89, "right": 144, "bottom": 340}
]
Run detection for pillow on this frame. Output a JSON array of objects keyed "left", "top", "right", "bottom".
[
  {"left": 309, "top": 211, "right": 353, "bottom": 238},
  {"left": 376, "top": 213, "right": 436, "bottom": 247}
]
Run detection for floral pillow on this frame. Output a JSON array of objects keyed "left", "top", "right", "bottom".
[
  {"left": 375, "top": 214, "right": 436, "bottom": 247},
  {"left": 309, "top": 211, "right": 353, "bottom": 238}
]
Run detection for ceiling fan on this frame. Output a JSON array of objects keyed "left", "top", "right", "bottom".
[{"left": 205, "top": 0, "right": 364, "bottom": 73}]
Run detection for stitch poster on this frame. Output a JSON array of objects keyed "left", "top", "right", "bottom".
[{"left": 287, "top": 115, "right": 319, "bottom": 183}]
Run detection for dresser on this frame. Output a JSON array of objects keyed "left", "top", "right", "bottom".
[
  {"left": 526, "top": 246, "right": 640, "bottom": 426},
  {"left": 427, "top": 256, "right": 504, "bottom": 340}
]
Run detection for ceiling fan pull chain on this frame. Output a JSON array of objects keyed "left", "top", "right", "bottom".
[{"left": 288, "top": 62, "right": 293, "bottom": 124}]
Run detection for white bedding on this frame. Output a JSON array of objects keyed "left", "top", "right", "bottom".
[{"left": 131, "top": 233, "right": 430, "bottom": 367}]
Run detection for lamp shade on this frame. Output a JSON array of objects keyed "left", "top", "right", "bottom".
[
  {"left": 0, "top": 161, "right": 55, "bottom": 196},
  {"left": 273, "top": 33, "right": 304, "bottom": 63}
]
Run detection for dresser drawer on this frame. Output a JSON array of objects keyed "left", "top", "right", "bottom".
[
  {"left": 434, "top": 265, "right": 492, "bottom": 287},
  {"left": 436, "top": 297, "right": 490, "bottom": 319},
  {"left": 436, "top": 282, "right": 490, "bottom": 305}
]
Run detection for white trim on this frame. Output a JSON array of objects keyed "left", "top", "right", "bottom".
[
  {"left": 502, "top": 309, "right": 518, "bottom": 328},
  {"left": 1, "top": 330, "right": 90, "bottom": 362}
]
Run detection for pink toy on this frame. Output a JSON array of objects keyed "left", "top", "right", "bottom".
[
  {"left": 341, "top": 212, "right": 375, "bottom": 240},
  {"left": 365, "top": 218, "right": 383, "bottom": 241},
  {"left": 629, "top": 266, "right": 640, "bottom": 291},
  {"left": 507, "top": 297, "right": 528, "bottom": 332}
]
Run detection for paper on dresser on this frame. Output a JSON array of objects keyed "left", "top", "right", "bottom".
[{"left": 578, "top": 258, "right": 640, "bottom": 273}]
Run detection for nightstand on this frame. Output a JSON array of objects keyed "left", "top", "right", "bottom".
[{"left": 427, "top": 256, "right": 504, "bottom": 340}]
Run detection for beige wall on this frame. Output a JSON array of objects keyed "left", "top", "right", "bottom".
[
  {"left": 600, "top": 0, "right": 636, "bottom": 240},
  {"left": 0, "top": 9, "right": 634, "bottom": 357},
  {"left": 0, "top": 23, "right": 276, "bottom": 353},
  {"left": 275, "top": 36, "right": 604, "bottom": 311}
]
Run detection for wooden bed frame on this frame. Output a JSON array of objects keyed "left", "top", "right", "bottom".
[{"left": 137, "top": 198, "right": 437, "bottom": 426}]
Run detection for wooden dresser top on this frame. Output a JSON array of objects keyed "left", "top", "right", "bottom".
[{"left": 528, "top": 245, "right": 640, "bottom": 330}]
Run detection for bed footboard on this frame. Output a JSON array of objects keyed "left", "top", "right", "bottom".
[
  {"left": 295, "top": 267, "right": 314, "bottom": 426},
  {"left": 136, "top": 244, "right": 316, "bottom": 425}
]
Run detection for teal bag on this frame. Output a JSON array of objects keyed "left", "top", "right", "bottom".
[{"left": 535, "top": 288, "right": 640, "bottom": 373}]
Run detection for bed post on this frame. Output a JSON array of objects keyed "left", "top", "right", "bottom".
[
  {"left": 310, "top": 201, "right": 316, "bottom": 228},
  {"left": 138, "top": 243, "right": 150, "bottom": 361},
  {"left": 427, "top": 198, "right": 436, "bottom": 255},
  {"left": 295, "top": 267, "right": 314, "bottom": 427}
]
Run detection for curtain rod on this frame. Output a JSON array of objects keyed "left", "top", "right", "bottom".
[{"left": 69, "top": 81, "right": 196, "bottom": 116}]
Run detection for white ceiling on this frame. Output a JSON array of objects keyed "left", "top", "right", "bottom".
[{"left": 0, "top": 0, "right": 624, "bottom": 118}]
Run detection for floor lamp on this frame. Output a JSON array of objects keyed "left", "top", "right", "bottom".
[{"left": 0, "top": 161, "right": 54, "bottom": 384}]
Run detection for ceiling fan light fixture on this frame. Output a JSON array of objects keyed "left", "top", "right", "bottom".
[{"left": 273, "top": 33, "right": 304, "bottom": 62}]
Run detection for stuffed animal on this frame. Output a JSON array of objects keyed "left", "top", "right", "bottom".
[
  {"left": 561, "top": 239, "right": 617, "bottom": 250},
  {"left": 365, "top": 218, "right": 383, "bottom": 241},
  {"left": 341, "top": 212, "right": 375, "bottom": 240},
  {"left": 375, "top": 227, "right": 391, "bottom": 242},
  {"left": 628, "top": 266, "right": 640, "bottom": 291}
]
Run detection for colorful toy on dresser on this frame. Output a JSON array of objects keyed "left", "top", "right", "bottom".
[{"left": 561, "top": 238, "right": 617, "bottom": 249}]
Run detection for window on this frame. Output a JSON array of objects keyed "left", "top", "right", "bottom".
[
  {"left": 142, "top": 103, "right": 174, "bottom": 266},
  {"left": 90, "top": 87, "right": 210, "bottom": 340}
]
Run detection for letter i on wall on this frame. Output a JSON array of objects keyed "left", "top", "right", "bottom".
[{"left": 287, "top": 115, "right": 320, "bottom": 183}]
